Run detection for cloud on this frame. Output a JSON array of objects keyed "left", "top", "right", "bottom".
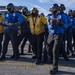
[
  {"left": 0, "top": 1, "right": 8, "bottom": 5},
  {"left": 33, "top": 5, "right": 49, "bottom": 16},
  {"left": 38, "top": 0, "right": 75, "bottom": 10},
  {"left": 52, "top": 0, "right": 75, "bottom": 9},
  {"left": 38, "top": 0, "right": 49, "bottom": 3}
]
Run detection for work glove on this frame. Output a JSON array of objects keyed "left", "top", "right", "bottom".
[
  {"left": 50, "top": 19, "right": 57, "bottom": 26},
  {"left": 0, "top": 22, "right": 2, "bottom": 25},
  {"left": 56, "top": 19, "right": 64, "bottom": 26},
  {"left": 68, "top": 24, "right": 73, "bottom": 28}
]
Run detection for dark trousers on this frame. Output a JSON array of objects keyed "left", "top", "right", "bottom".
[
  {"left": 66, "top": 32, "right": 73, "bottom": 54},
  {"left": 18, "top": 32, "right": 31, "bottom": 52},
  {"left": 46, "top": 34, "right": 63, "bottom": 68},
  {"left": 43, "top": 32, "right": 48, "bottom": 61},
  {"left": 31, "top": 33, "right": 44, "bottom": 61},
  {"left": 21, "top": 36, "right": 27, "bottom": 51},
  {"left": 17, "top": 32, "right": 27, "bottom": 46},
  {"left": 59, "top": 38, "right": 68, "bottom": 58},
  {"left": 2, "top": 29, "right": 19, "bottom": 57},
  {"left": 0, "top": 33, "right": 4, "bottom": 53},
  {"left": 72, "top": 29, "right": 75, "bottom": 47},
  {"left": 63, "top": 31, "right": 67, "bottom": 51}
]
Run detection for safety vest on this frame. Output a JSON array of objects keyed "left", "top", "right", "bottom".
[
  {"left": 0, "top": 16, "right": 4, "bottom": 33},
  {"left": 28, "top": 15, "right": 46, "bottom": 35}
]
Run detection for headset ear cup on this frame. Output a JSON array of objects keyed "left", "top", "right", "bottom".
[
  {"left": 30, "top": 11, "right": 33, "bottom": 14},
  {"left": 37, "top": 10, "right": 39, "bottom": 13},
  {"left": 59, "top": 4, "right": 66, "bottom": 11},
  {"left": 50, "top": 8, "right": 52, "bottom": 11},
  {"left": 64, "top": 7, "right": 66, "bottom": 10},
  {"left": 62, "top": 7, "right": 66, "bottom": 10}
]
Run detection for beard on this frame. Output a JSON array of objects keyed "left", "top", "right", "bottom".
[
  {"left": 52, "top": 10, "right": 58, "bottom": 14},
  {"left": 23, "top": 12, "right": 27, "bottom": 15},
  {"left": 32, "top": 13, "right": 38, "bottom": 17},
  {"left": 7, "top": 8, "right": 11, "bottom": 12},
  {"left": 7, "top": 8, "right": 13, "bottom": 13}
]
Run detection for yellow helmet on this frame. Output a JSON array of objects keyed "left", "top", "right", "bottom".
[{"left": 30, "top": 7, "right": 39, "bottom": 14}]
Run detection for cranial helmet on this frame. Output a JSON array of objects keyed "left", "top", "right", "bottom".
[
  {"left": 6, "top": 3, "right": 14, "bottom": 9},
  {"left": 6, "top": 3, "right": 14, "bottom": 12},
  {"left": 59, "top": 4, "right": 66, "bottom": 10},
  {"left": 21, "top": 7, "right": 28, "bottom": 13},
  {"left": 30, "top": 7, "right": 39, "bottom": 14},
  {"left": 51, "top": 3, "right": 59, "bottom": 9}
]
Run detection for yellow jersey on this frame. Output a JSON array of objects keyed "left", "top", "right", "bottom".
[
  {"left": 0, "top": 15, "right": 4, "bottom": 33},
  {"left": 27, "top": 14, "right": 47, "bottom": 35}
]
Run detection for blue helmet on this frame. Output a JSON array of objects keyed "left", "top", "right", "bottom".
[
  {"left": 21, "top": 7, "right": 29, "bottom": 15},
  {"left": 51, "top": 3, "right": 59, "bottom": 8},
  {"left": 72, "top": 10, "right": 75, "bottom": 17},
  {"left": 40, "top": 13, "right": 45, "bottom": 17},
  {"left": 59, "top": 4, "right": 66, "bottom": 10},
  {"left": 6, "top": 3, "right": 14, "bottom": 9},
  {"left": 68, "top": 9, "right": 72, "bottom": 12},
  {"left": 67, "top": 9, "right": 73, "bottom": 16},
  {"left": 49, "top": 3, "right": 59, "bottom": 11},
  {"left": 21, "top": 7, "right": 28, "bottom": 13}
]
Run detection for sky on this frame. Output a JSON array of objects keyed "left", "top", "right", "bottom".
[{"left": 0, "top": 0, "right": 75, "bottom": 16}]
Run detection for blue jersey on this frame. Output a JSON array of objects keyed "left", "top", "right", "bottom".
[
  {"left": 72, "top": 18, "right": 75, "bottom": 29},
  {"left": 44, "top": 24, "right": 48, "bottom": 29},
  {"left": 4, "top": 11, "right": 25, "bottom": 30},
  {"left": 47, "top": 13, "right": 68, "bottom": 34},
  {"left": 67, "top": 16, "right": 73, "bottom": 33}
]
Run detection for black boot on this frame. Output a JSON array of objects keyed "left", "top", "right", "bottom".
[
  {"left": 64, "top": 56, "right": 69, "bottom": 61},
  {"left": 42, "top": 59, "right": 48, "bottom": 63},
  {"left": 35, "top": 60, "right": 41, "bottom": 65},
  {"left": 48, "top": 60, "right": 53, "bottom": 64},
  {"left": 13, "top": 54, "right": 20, "bottom": 60},
  {"left": 63, "top": 53, "right": 69, "bottom": 61},
  {"left": 32, "top": 54, "right": 37, "bottom": 59},
  {"left": 72, "top": 53, "right": 75, "bottom": 56},
  {"left": 50, "top": 67, "right": 58, "bottom": 74},
  {"left": 20, "top": 51, "right": 25, "bottom": 55},
  {"left": 0, "top": 55, "right": 5, "bottom": 61},
  {"left": 13, "top": 56, "right": 19, "bottom": 60},
  {"left": 10, "top": 55, "right": 15, "bottom": 59},
  {"left": 28, "top": 44, "right": 32, "bottom": 53}
]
